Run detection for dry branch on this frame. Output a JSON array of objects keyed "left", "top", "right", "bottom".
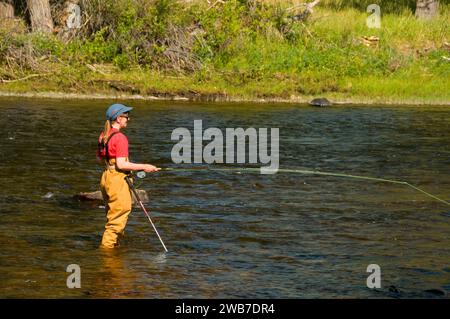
[{"left": 0, "top": 73, "right": 49, "bottom": 83}]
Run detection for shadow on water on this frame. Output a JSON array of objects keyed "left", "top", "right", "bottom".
[{"left": 0, "top": 99, "right": 449, "bottom": 298}]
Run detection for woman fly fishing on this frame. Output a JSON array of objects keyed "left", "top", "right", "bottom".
[{"left": 97, "top": 103, "right": 160, "bottom": 248}]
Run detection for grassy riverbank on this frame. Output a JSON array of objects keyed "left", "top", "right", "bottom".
[{"left": 1, "top": 0, "right": 449, "bottom": 104}]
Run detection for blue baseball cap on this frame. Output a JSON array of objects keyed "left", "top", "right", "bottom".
[{"left": 106, "top": 103, "right": 133, "bottom": 121}]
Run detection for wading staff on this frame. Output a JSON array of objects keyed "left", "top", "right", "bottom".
[{"left": 125, "top": 175, "right": 168, "bottom": 252}]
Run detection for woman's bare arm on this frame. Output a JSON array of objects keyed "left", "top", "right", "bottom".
[{"left": 115, "top": 157, "right": 160, "bottom": 172}]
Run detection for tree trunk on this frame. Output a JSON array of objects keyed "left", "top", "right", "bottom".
[
  {"left": 0, "top": 0, "right": 14, "bottom": 19},
  {"left": 27, "top": 0, "right": 54, "bottom": 33},
  {"left": 415, "top": 0, "right": 439, "bottom": 20}
]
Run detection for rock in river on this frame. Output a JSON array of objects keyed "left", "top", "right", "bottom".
[{"left": 309, "top": 98, "right": 332, "bottom": 107}]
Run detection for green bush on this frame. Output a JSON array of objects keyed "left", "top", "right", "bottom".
[
  {"left": 1, "top": 0, "right": 448, "bottom": 102},
  {"left": 77, "top": 28, "right": 118, "bottom": 63}
]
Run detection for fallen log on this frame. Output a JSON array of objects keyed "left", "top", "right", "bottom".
[
  {"left": 360, "top": 36, "right": 379, "bottom": 48},
  {"left": 74, "top": 189, "right": 149, "bottom": 205},
  {"left": 0, "top": 74, "right": 49, "bottom": 83},
  {"left": 290, "top": 0, "right": 321, "bottom": 21}
]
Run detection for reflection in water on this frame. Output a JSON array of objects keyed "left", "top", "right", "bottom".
[
  {"left": 93, "top": 249, "right": 139, "bottom": 299},
  {"left": 0, "top": 99, "right": 449, "bottom": 298}
]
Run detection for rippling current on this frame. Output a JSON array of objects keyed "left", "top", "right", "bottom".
[{"left": 0, "top": 98, "right": 449, "bottom": 298}]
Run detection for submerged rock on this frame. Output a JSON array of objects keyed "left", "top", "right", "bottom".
[
  {"left": 309, "top": 98, "right": 332, "bottom": 107},
  {"left": 388, "top": 285, "right": 400, "bottom": 294},
  {"left": 74, "top": 189, "right": 149, "bottom": 204},
  {"left": 424, "top": 289, "right": 446, "bottom": 296}
]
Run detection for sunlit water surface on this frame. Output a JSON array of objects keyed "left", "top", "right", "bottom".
[{"left": 0, "top": 99, "right": 449, "bottom": 298}]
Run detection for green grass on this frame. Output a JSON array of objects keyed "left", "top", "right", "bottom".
[{"left": 0, "top": 1, "right": 449, "bottom": 104}]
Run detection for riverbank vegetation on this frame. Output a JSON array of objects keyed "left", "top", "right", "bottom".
[{"left": 0, "top": 0, "right": 449, "bottom": 104}]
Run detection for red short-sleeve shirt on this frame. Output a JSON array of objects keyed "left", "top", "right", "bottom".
[{"left": 97, "top": 128, "right": 129, "bottom": 159}]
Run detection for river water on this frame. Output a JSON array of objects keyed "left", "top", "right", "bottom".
[{"left": 0, "top": 98, "right": 449, "bottom": 298}]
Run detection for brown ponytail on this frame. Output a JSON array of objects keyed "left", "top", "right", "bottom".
[{"left": 102, "top": 120, "right": 112, "bottom": 144}]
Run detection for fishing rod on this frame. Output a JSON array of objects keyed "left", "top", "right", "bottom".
[
  {"left": 158, "top": 167, "right": 450, "bottom": 207},
  {"left": 125, "top": 175, "right": 168, "bottom": 252}
]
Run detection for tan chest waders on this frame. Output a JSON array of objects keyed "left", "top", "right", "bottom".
[{"left": 99, "top": 133, "right": 132, "bottom": 248}]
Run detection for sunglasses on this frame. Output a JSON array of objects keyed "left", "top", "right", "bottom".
[{"left": 119, "top": 114, "right": 130, "bottom": 120}]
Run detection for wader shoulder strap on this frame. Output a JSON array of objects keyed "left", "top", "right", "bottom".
[{"left": 99, "top": 131, "right": 123, "bottom": 163}]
